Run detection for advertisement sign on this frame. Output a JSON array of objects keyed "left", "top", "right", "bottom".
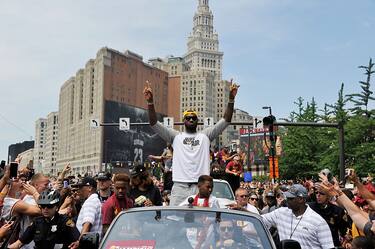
[
  {"left": 239, "top": 128, "right": 282, "bottom": 177},
  {"left": 106, "top": 240, "right": 156, "bottom": 249},
  {"left": 103, "top": 101, "right": 166, "bottom": 167}
]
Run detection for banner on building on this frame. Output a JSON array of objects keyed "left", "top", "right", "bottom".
[{"left": 103, "top": 101, "right": 166, "bottom": 168}]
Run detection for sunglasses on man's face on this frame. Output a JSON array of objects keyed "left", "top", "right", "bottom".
[
  {"left": 39, "top": 204, "right": 55, "bottom": 209},
  {"left": 315, "top": 192, "right": 326, "bottom": 196},
  {"left": 220, "top": 226, "right": 234, "bottom": 232},
  {"left": 185, "top": 116, "right": 198, "bottom": 121}
]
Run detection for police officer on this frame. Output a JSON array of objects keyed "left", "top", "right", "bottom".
[{"left": 8, "top": 189, "right": 80, "bottom": 249}]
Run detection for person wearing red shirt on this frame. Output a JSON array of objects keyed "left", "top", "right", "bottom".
[
  {"left": 102, "top": 173, "right": 133, "bottom": 234},
  {"left": 225, "top": 155, "right": 242, "bottom": 192}
]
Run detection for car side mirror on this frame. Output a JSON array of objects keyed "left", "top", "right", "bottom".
[
  {"left": 79, "top": 232, "right": 100, "bottom": 249},
  {"left": 280, "top": 239, "right": 301, "bottom": 249}
]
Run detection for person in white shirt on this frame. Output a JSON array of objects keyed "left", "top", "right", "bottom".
[
  {"left": 143, "top": 80, "right": 239, "bottom": 206},
  {"left": 227, "top": 187, "right": 259, "bottom": 214},
  {"left": 69, "top": 177, "right": 102, "bottom": 249},
  {"left": 262, "top": 184, "right": 334, "bottom": 249},
  {"left": 179, "top": 175, "right": 219, "bottom": 208}
]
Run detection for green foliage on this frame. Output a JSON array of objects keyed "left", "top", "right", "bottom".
[
  {"left": 279, "top": 59, "right": 374, "bottom": 179},
  {"left": 346, "top": 58, "right": 375, "bottom": 118}
]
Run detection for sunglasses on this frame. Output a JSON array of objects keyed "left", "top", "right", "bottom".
[
  {"left": 220, "top": 226, "right": 234, "bottom": 232},
  {"left": 250, "top": 197, "right": 258, "bottom": 201},
  {"left": 238, "top": 195, "right": 249, "bottom": 198},
  {"left": 39, "top": 204, "right": 55, "bottom": 209},
  {"left": 184, "top": 116, "right": 197, "bottom": 121}
]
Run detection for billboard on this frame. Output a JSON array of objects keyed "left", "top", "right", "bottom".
[
  {"left": 239, "top": 128, "right": 282, "bottom": 177},
  {"left": 103, "top": 101, "right": 166, "bottom": 167}
]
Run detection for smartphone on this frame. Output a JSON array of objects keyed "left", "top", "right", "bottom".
[
  {"left": 10, "top": 162, "right": 18, "bottom": 178},
  {"left": 345, "top": 168, "right": 354, "bottom": 177},
  {"left": 63, "top": 180, "right": 69, "bottom": 188},
  {"left": 0, "top": 160, "right": 5, "bottom": 169}
]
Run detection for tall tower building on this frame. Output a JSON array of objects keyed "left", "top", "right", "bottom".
[
  {"left": 180, "top": 0, "right": 231, "bottom": 145},
  {"left": 184, "top": 0, "right": 223, "bottom": 80}
]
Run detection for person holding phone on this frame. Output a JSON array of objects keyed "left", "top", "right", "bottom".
[
  {"left": 8, "top": 190, "right": 80, "bottom": 249},
  {"left": 2, "top": 173, "right": 49, "bottom": 249}
]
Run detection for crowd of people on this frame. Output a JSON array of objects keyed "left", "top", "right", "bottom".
[{"left": 0, "top": 81, "right": 372, "bottom": 249}]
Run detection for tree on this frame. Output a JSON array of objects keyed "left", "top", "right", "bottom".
[
  {"left": 346, "top": 58, "right": 375, "bottom": 118},
  {"left": 279, "top": 59, "right": 374, "bottom": 179}
]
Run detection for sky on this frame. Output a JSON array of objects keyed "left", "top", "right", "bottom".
[{"left": 0, "top": 0, "right": 374, "bottom": 161}]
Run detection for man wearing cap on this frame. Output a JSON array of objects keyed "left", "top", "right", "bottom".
[
  {"left": 262, "top": 184, "right": 334, "bottom": 249},
  {"left": 129, "top": 164, "right": 162, "bottom": 207},
  {"left": 261, "top": 191, "right": 277, "bottom": 214},
  {"left": 143, "top": 80, "right": 239, "bottom": 206},
  {"left": 97, "top": 171, "right": 113, "bottom": 203},
  {"left": 69, "top": 177, "right": 102, "bottom": 249}
]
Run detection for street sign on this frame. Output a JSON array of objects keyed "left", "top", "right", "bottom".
[
  {"left": 204, "top": 117, "right": 214, "bottom": 128},
  {"left": 90, "top": 119, "right": 100, "bottom": 129},
  {"left": 119, "top": 118, "right": 130, "bottom": 131},
  {"left": 163, "top": 117, "right": 174, "bottom": 129}
]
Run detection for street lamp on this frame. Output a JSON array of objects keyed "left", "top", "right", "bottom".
[{"left": 262, "top": 106, "right": 272, "bottom": 116}]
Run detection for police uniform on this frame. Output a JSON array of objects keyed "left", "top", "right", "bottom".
[{"left": 19, "top": 213, "right": 80, "bottom": 249}]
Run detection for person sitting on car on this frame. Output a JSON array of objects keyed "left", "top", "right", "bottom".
[{"left": 179, "top": 175, "right": 219, "bottom": 208}]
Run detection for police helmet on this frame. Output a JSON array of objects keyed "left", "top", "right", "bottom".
[{"left": 38, "top": 189, "right": 60, "bottom": 205}]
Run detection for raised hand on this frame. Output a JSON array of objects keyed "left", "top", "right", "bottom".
[
  {"left": 143, "top": 81, "right": 154, "bottom": 103},
  {"left": 22, "top": 182, "right": 38, "bottom": 196},
  {"left": 63, "top": 163, "right": 71, "bottom": 174},
  {"left": 229, "top": 78, "right": 240, "bottom": 100}
]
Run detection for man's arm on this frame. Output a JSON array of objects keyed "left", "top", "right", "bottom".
[
  {"left": 223, "top": 80, "right": 239, "bottom": 123},
  {"left": 143, "top": 81, "right": 157, "bottom": 126},
  {"left": 0, "top": 166, "right": 10, "bottom": 193},
  {"left": 349, "top": 172, "right": 375, "bottom": 201},
  {"left": 261, "top": 208, "right": 278, "bottom": 229},
  {"left": 13, "top": 200, "right": 41, "bottom": 216},
  {"left": 318, "top": 181, "right": 369, "bottom": 230},
  {"left": 202, "top": 80, "right": 239, "bottom": 141}
]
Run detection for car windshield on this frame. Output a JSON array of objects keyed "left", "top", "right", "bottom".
[
  {"left": 213, "top": 181, "right": 235, "bottom": 200},
  {"left": 101, "top": 209, "right": 273, "bottom": 249}
]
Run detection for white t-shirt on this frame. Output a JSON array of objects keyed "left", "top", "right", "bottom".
[
  {"left": 20, "top": 195, "right": 37, "bottom": 249},
  {"left": 179, "top": 195, "right": 220, "bottom": 208},
  {"left": 76, "top": 193, "right": 102, "bottom": 237},
  {"left": 152, "top": 118, "right": 229, "bottom": 183}
]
